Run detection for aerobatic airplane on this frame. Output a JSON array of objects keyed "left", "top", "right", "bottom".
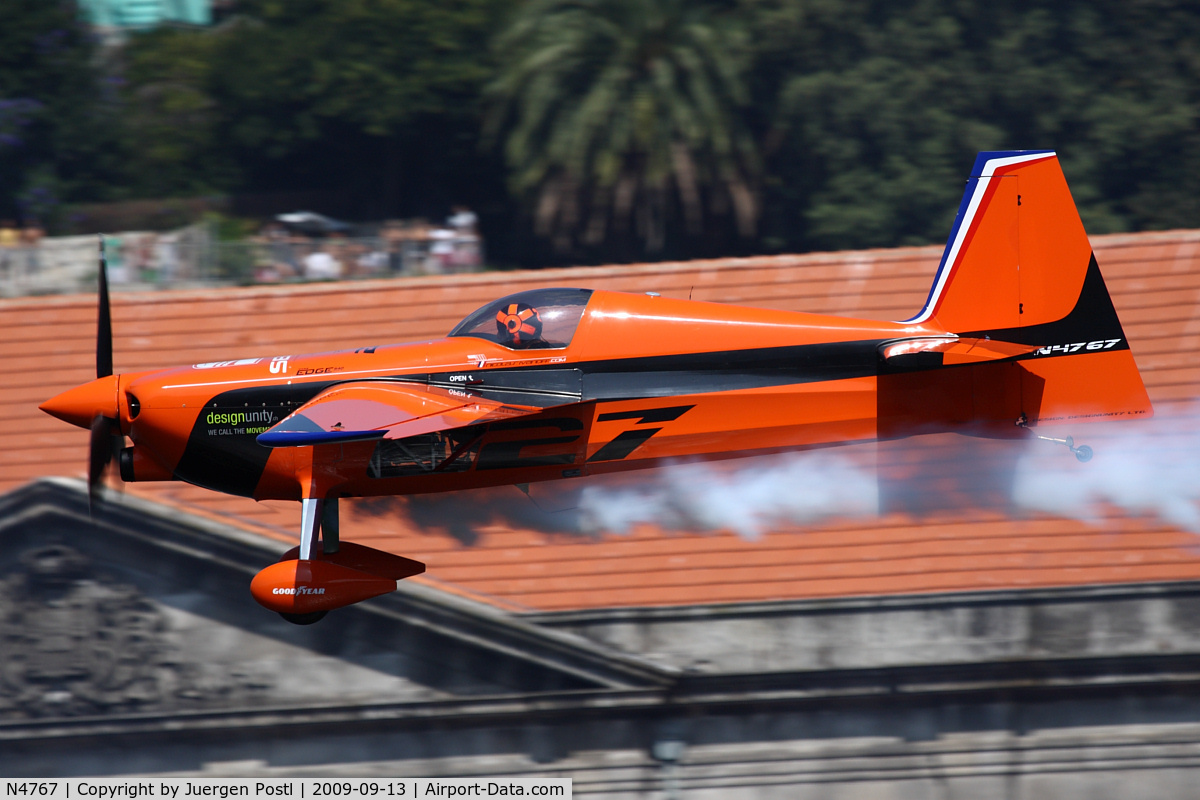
[{"left": 41, "top": 151, "right": 1152, "bottom": 623}]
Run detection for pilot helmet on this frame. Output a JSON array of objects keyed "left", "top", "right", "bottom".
[{"left": 495, "top": 302, "right": 543, "bottom": 346}]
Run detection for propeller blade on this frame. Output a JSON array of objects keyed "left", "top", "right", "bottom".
[
  {"left": 88, "top": 414, "right": 120, "bottom": 513},
  {"left": 97, "top": 235, "right": 113, "bottom": 379},
  {"left": 88, "top": 237, "right": 120, "bottom": 514}
]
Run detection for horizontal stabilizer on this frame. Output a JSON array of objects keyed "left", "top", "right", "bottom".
[
  {"left": 257, "top": 381, "right": 540, "bottom": 448},
  {"left": 880, "top": 336, "right": 1039, "bottom": 366}
]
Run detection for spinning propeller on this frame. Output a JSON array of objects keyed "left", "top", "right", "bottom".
[{"left": 87, "top": 237, "right": 123, "bottom": 511}]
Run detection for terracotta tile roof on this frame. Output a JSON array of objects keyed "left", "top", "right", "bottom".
[{"left": 4, "top": 230, "right": 1199, "bottom": 611}]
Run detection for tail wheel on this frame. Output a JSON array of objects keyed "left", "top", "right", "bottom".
[{"left": 280, "top": 610, "right": 328, "bottom": 625}]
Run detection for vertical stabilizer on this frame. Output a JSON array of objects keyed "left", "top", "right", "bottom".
[{"left": 903, "top": 151, "right": 1151, "bottom": 427}]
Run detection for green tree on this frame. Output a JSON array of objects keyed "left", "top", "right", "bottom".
[
  {"left": 117, "top": 0, "right": 509, "bottom": 221},
  {"left": 0, "top": 0, "right": 126, "bottom": 223},
  {"left": 756, "top": 0, "right": 1200, "bottom": 253},
  {"left": 27, "top": 0, "right": 1194, "bottom": 265},
  {"left": 120, "top": 27, "right": 232, "bottom": 197},
  {"left": 487, "top": 0, "right": 761, "bottom": 260},
  {"left": 985, "top": 1, "right": 1200, "bottom": 235},
  {"left": 208, "top": 0, "right": 506, "bottom": 218}
]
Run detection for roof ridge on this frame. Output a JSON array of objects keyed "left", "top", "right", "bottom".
[
  {"left": 1, "top": 478, "right": 680, "bottom": 688},
  {"left": 5, "top": 229, "right": 1193, "bottom": 311}
]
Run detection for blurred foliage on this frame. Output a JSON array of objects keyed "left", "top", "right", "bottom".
[
  {"left": 2, "top": 0, "right": 1198, "bottom": 264},
  {"left": 756, "top": 0, "right": 1200, "bottom": 251},
  {"left": 0, "top": 0, "right": 128, "bottom": 224},
  {"left": 485, "top": 0, "right": 760, "bottom": 260},
  {"left": 119, "top": 27, "right": 231, "bottom": 197},
  {"left": 111, "top": 0, "right": 510, "bottom": 223}
]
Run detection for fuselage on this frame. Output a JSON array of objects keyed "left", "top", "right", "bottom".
[{"left": 77, "top": 289, "right": 936, "bottom": 501}]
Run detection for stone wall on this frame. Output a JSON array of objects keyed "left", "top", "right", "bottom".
[
  {"left": 526, "top": 582, "right": 1200, "bottom": 673},
  {"left": 4, "top": 479, "right": 1200, "bottom": 799}
]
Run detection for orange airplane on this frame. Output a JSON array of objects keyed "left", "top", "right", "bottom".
[{"left": 41, "top": 151, "right": 1152, "bottom": 623}]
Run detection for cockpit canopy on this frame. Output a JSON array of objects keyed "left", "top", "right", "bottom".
[{"left": 448, "top": 288, "right": 593, "bottom": 349}]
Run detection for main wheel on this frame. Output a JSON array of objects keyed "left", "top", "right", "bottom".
[
  {"left": 280, "top": 610, "right": 328, "bottom": 625},
  {"left": 1074, "top": 445, "right": 1093, "bottom": 463}
]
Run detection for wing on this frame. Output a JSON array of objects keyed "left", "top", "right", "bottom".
[{"left": 256, "top": 381, "right": 540, "bottom": 448}]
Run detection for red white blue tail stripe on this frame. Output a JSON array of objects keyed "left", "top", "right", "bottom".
[{"left": 904, "top": 150, "right": 1057, "bottom": 324}]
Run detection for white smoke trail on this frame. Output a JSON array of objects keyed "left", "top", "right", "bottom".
[
  {"left": 575, "top": 450, "right": 879, "bottom": 539},
  {"left": 573, "top": 410, "right": 1200, "bottom": 537},
  {"left": 1012, "top": 408, "right": 1200, "bottom": 531},
  {"left": 381, "top": 407, "right": 1200, "bottom": 540}
]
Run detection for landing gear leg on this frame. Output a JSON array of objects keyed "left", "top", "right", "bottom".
[
  {"left": 280, "top": 496, "right": 330, "bottom": 625},
  {"left": 322, "top": 497, "right": 340, "bottom": 554},
  {"left": 299, "top": 497, "right": 323, "bottom": 560},
  {"left": 250, "top": 488, "right": 418, "bottom": 624}
]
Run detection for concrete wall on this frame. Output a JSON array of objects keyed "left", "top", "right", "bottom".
[
  {"left": 8, "top": 675, "right": 1200, "bottom": 800},
  {"left": 5, "top": 480, "right": 1200, "bottom": 798},
  {"left": 527, "top": 583, "right": 1200, "bottom": 673}
]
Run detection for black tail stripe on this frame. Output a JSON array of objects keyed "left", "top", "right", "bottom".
[{"left": 964, "top": 254, "right": 1128, "bottom": 349}]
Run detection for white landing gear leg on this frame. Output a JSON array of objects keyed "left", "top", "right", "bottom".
[
  {"left": 283, "top": 497, "right": 329, "bottom": 625},
  {"left": 299, "top": 497, "right": 324, "bottom": 560}
]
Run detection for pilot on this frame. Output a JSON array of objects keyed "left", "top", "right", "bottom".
[{"left": 495, "top": 302, "right": 543, "bottom": 347}]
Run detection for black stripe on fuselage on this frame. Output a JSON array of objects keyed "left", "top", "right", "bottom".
[
  {"left": 587, "top": 429, "right": 662, "bottom": 462},
  {"left": 597, "top": 405, "right": 694, "bottom": 423},
  {"left": 459, "top": 339, "right": 886, "bottom": 403}
]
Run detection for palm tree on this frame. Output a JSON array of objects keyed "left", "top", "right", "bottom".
[{"left": 486, "top": 0, "right": 760, "bottom": 257}]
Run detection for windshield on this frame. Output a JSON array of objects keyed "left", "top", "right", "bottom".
[{"left": 448, "top": 288, "right": 593, "bottom": 349}]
